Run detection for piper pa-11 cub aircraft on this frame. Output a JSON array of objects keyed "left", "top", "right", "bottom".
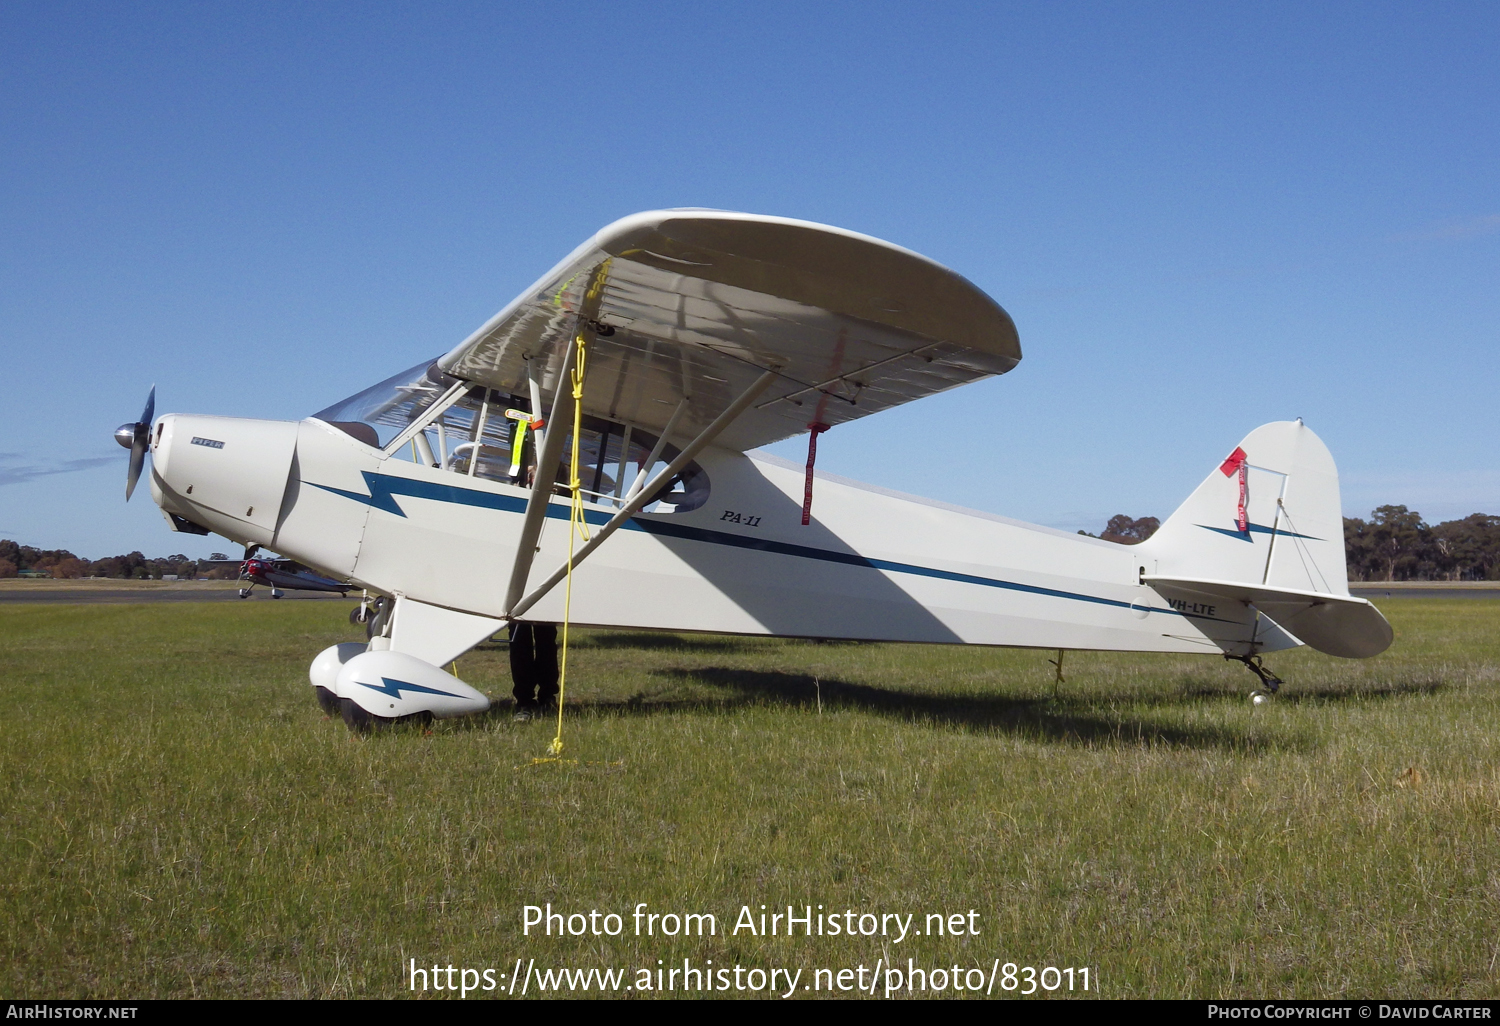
[{"left": 116, "top": 209, "right": 1392, "bottom": 730}]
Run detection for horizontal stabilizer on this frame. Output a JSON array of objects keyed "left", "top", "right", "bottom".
[{"left": 1145, "top": 576, "right": 1393, "bottom": 659}]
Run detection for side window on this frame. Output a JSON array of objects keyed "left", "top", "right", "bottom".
[
  {"left": 420, "top": 388, "right": 525, "bottom": 481},
  {"left": 399, "top": 388, "right": 710, "bottom": 514},
  {"left": 560, "top": 420, "right": 710, "bottom": 514}
]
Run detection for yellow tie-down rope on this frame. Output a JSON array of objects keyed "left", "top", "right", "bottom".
[{"left": 539, "top": 331, "right": 590, "bottom": 760}]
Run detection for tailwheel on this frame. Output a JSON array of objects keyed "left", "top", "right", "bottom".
[{"left": 1228, "top": 653, "right": 1284, "bottom": 704}]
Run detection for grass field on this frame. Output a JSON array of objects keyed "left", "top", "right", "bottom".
[{"left": 2, "top": 599, "right": 1498, "bottom": 999}]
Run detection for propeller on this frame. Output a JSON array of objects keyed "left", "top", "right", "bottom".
[{"left": 114, "top": 385, "right": 155, "bottom": 501}]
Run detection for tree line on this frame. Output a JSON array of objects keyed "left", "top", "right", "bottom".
[
  {"left": 5, "top": 504, "right": 1498, "bottom": 582},
  {"left": 1342, "top": 506, "right": 1500, "bottom": 582},
  {"left": 0, "top": 540, "right": 239, "bottom": 581}
]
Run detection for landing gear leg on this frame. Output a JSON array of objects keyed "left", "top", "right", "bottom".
[
  {"left": 362, "top": 596, "right": 391, "bottom": 640},
  {"left": 1227, "top": 654, "right": 1284, "bottom": 704}
]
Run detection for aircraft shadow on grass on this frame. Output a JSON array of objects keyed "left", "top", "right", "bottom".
[
  {"left": 1168, "top": 678, "right": 1445, "bottom": 706},
  {"left": 439, "top": 663, "right": 1444, "bottom": 751},
  {"left": 495, "top": 665, "right": 1288, "bottom": 752},
  {"left": 459, "top": 638, "right": 1440, "bottom": 747}
]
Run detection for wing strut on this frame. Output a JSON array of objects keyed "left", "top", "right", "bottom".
[
  {"left": 506, "top": 368, "right": 779, "bottom": 620},
  {"left": 624, "top": 397, "right": 688, "bottom": 503},
  {"left": 501, "top": 339, "right": 580, "bottom": 615}
]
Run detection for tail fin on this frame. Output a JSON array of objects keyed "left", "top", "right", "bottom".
[
  {"left": 1141, "top": 421, "right": 1392, "bottom": 658},
  {"left": 1143, "top": 420, "right": 1348, "bottom": 594}
]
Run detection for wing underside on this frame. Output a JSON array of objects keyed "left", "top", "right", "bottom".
[{"left": 438, "top": 210, "right": 1021, "bottom": 450}]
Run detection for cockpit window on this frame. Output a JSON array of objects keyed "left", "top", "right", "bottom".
[
  {"left": 316, "top": 362, "right": 709, "bottom": 514},
  {"left": 312, "top": 358, "right": 456, "bottom": 448},
  {"left": 397, "top": 385, "right": 709, "bottom": 513}
]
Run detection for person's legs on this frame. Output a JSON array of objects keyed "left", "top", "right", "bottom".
[
  {"left": 532, "top": 624, "right": 559, "bottom": 708},
  {"left": 509, "top": 622, "right": 537, "bottom": 707}
]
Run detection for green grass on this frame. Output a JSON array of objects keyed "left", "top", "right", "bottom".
[{"left": 2, "top": 599, "right": 1499, "bottom": 998}]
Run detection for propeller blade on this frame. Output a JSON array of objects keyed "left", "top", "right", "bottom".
[
  {"left": 122, "top": 385, "right": 156, "bottom": 501},
  {"left": 126, "top": 435, "right": 147, "bottom": 500}
]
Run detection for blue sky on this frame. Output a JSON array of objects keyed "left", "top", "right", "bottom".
[{"left": 2, "top": 1, "right": 1496, "bottom": 558}]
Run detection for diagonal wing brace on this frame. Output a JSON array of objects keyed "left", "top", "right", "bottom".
[
  {"left": 501, "top": 338, "right": 580, "bottom": 615},
  {"left": 506, "top": 368, "right": 779, "bottom": 620}
]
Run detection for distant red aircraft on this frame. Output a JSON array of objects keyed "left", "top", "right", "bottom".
[{"left": 239, "top": 554, "right": 352, "bottom": 599}]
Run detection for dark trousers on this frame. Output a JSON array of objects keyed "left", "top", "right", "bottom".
[{"left": 509, "top": 622, "right": 559, "bottom": 707}]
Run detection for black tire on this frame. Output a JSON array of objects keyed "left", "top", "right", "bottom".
[
  {"left": 340, "top": 697, "right": 389, "bottom": 733},
  {"left": 338, "top": 697, "right": 426, "bottom": 732},
  {"left": 314, "top": 686, "right": 340, "bottom": 716}
]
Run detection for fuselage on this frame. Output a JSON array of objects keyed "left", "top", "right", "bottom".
[{"left": 149, "top": 412, "right": 1278, "bottom": 657}]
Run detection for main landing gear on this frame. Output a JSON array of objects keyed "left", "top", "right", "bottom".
[
  {"left": 308, "top": 642, "right": 491, "bottom": 732},
  {"left": 1227, "top": 653, "right": 1285, "bottom": 705}
]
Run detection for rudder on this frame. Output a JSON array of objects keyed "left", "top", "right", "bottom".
[{"left": 1141, "top": 421, "right": 1349, "bottom": 596}]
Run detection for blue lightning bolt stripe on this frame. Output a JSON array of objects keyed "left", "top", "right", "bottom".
[
  {"left": 1195, "top": 523, "right": 1321, "bottom": 542},
  {"left": 357, "top": 676, "right": 464, "bottom": 700},
  {"left": 311, "top": 472, "right": 530, "bottom": 518},
  {"left": 308, "top": 471, "right": 1247, "bottom": 626},
  {"left": 311, "top": 471, "right": 631, "bottom": 528}
]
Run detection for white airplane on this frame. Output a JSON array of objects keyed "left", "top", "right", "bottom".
[{"left": 116, "top": 209, "right": 1392, "bottom": 730}]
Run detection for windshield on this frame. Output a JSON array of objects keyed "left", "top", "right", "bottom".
[
  {"left": 317, "top": 360, "right": 710, "bottom": 514},
  {"left": 312, "top": 358, "right": 456, "bottom": 448}
]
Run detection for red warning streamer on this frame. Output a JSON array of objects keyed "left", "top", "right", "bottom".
[
  {"left": 801, "top": 423, "right": 830, "bottom": 526},
  {"left": 1219, "top": 446, "right": 1250, "bottom": 534},
  {"left": 1237, "top": 463, "right": 1249, "bottom": 534}
]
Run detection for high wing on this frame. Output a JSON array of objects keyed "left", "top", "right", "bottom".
[{"left": 437, "top": 209, "right": 1020, "bottom": 451}]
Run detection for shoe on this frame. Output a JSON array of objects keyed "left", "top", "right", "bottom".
[{"left": 512, "top": 708, "right": 532, "bottom": 722}]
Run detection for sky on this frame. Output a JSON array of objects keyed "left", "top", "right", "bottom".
[{"left": 2, "top": 1, "right": 1497, "bottom": 559}]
